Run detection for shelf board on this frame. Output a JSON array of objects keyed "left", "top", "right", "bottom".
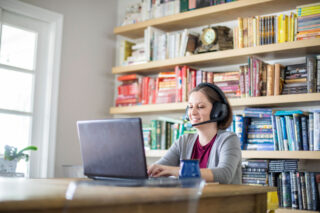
[
  {"left": 112, "top": 38, "right": 320, "bottom": 74},
  {"left": 242, "top": 151, "right": 320, "bottom": 160},
  {"left": 114, "top": 0, "right": 319, "bottom": 38},
  {"left": 275, "top": 208, "right": 320, "bottom": 213},
  {"left": 145, "top": 150, "right": 320, "bottom": 159},
  {"left": 110, "top": 93, "right": 320, "bottom": 114},
  {"left": 145, "top": 150, "right": 167, "bottom": 158}
]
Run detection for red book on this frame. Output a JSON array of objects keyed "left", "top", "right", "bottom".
[
  {"left": 117, "top": 74, "right": 140, "bottom": 81},
  {"left": 175, "top": 66, "right": 182, "bottom": 102}
]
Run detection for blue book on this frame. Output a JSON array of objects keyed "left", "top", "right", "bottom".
[
  {"left": 275, "top": 110, "right": 303, "bottom": 116},
  {"left": 244, "top": 107, "right": 273, "bottom": 112},
  {"left": 275, "top": 116, "right": 284, "bottom": 150},
  {"left": 288, "top": 116, "right": 298, "bottom": 151},
  {"left": 284, "top": 116, "right": 294, "bottom": 151},
  {"left": 271, "top": 115, "right": 279, "bottom": 151},
  {"left": 234, "top": 115, "right": 247, "bottom": 150},
  {"left": 280, "top": 116, "right": 289, "bottom": 151},
  {"left": 300, "top": 115, "right": 309, "bottom": 151}
]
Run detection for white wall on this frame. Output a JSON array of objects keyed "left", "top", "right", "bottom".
[{"left": 21, "top": 0, "right": 118, "bottom": 177}]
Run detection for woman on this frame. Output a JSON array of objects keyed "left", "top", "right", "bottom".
[{"left": 147, "top": 83, "right": 242, "bottom": 184}]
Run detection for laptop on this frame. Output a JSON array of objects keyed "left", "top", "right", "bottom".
[{"left": 77, "top": 117, "right": 196, "bottom": 187}]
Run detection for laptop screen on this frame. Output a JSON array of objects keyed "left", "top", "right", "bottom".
[{"left": 77, "top": 118, "right": 148, "bottom": 179}]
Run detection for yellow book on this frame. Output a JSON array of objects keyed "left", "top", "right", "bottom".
[
  {"left": 238, "top": 17, "right": 244, "bottom": 48},
  {"left": 279, "top": 14, "right": 288, "bottom": 43},
  {"left": 256, "top": 16, "right": 260, "bottom": 46},
  {"left": 277, "top": 15, "right": 281, "bottom": 43}
]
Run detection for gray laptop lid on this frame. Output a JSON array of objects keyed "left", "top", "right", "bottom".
[{"left": 77, "top": 118, "right": 148, "bottom": 179}]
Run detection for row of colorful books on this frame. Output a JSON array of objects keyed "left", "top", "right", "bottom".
[
  {"left": 228, "top": 108, "right": 320, "bottom": 151},
  {"left": 121, "top": 0, "right": 236, "bottom": 26},
  {"left": 115, "top": 65, "right": 241, "bottom": 106},
  {"left": 115, "top": 55, "right": 319, "bottom": 106},
  {"left": 143, "top": 117, "right": 195, "bottom": 150},
  {"left": 234, "top": 13, "right": 298, "bottom": 49},
  {"left": 242, "top": 159, "right": 319, "bottom": 211}
]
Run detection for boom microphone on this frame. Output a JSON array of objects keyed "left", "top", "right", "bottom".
[{"left": 191, "top": 119, "right": 217, "bottom": 127}]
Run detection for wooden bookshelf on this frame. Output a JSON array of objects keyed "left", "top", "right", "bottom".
[
  {"left": 110, "top": 93, "right": 320, "bottom": 114},
  {"left": 112, "top": 38, "right": 320, "bottom": 74},
  {"left": 114, "top": 0, "right": 319, "bottom": 39},
  {"left": 275, "top": 208, "right": 320, "bottom": 213},
  {"left": 242, "top": 151, "right": 320, "bottom": 160},
  {"left": 145, "top": 150, "right": 320, "bottom": 159}
]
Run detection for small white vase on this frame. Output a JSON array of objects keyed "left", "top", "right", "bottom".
[{"left": 0, "top": 158, "right": 18, "bottom": 173}]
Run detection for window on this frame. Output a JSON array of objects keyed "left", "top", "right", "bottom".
[{"left": 0, "top": 0, "right": 63, "bottom": 178}]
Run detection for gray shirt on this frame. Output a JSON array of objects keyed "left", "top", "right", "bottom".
[{"left": 156, "top": 130, "right": 242, "bottom": 184}]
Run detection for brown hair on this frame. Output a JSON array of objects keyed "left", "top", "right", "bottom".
[{"left": 189, "top": 84, "right": 233, "bottom": 130}]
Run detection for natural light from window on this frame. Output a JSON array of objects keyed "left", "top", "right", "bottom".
[{"left": 0, "top": 24, "right": 37, "bottom": 175}]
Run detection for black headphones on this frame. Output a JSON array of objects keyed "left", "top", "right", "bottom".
[{"left": 185, "top": 83, "right": 228, "bottom": 126}]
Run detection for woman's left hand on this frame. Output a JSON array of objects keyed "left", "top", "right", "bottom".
[{"left": 147, "top": 164, "right": 180, "bottom": 178}]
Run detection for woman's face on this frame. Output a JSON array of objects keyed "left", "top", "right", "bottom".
[{"left": 188, "top": 91, "right": 213, "bottom": 126}]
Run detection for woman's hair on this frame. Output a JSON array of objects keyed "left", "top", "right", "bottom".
[{"left": 189, "top": 84, "right": 233, "bottom": 130}]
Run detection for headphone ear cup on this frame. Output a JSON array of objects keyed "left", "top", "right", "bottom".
[
  {"left": 211, "top": 102, "right": 228, "bottom": 121},
  {"left": 210, "top": 102, "right": 222, "bottom": 120},
  {"left": 185, "top": 106, "right": 190, "bottom": 121}
]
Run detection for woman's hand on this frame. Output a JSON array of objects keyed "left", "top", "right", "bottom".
[{"left": 147, "top": 164, "right": 180, "bottom": 178}]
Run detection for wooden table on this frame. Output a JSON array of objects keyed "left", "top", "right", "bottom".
[{"left": 0, "top": 178, "right": 276, "bottom": 213}]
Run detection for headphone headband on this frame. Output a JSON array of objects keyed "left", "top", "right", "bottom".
[{"left": 195, "top": 82, "right": 228, "bottom": 105}]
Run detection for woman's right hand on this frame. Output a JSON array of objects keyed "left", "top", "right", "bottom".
[{"left": 147, "top": 164, "right": 180, "bottom": 178}]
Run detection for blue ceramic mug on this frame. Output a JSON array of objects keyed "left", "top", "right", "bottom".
[{"left": 179, "top": 159, "right": 201, "bottom": 179}]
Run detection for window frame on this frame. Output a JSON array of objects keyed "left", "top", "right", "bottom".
[{"left": 0, "top": 0, "right": 63, "bottom": 178}]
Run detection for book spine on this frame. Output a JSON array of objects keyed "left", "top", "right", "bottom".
[
  {"left": 290, "top": 172, "right": 298, "bottom": 209},
  {"left": 280, "top": 116, "right": 289, "bottom": 151},
  {"left": 314, "top": 111, "right": 320, "bottom": 151},
  {"left": 306, "top": 56, "right": 317, "bottom": 93},
  {"left": 310, "top": 172, "right": 318, "bottom": 210},
  {"left": 271, "top": 115, "right": 279, "bottom": 151},
  {"left": 282, "top": 172, "right": 292, "bottom": 208},
  {"left": 317, "top": 55, "right": 320, "bottom": 92},
  {"left": 300, "top": 115, "right": 309, "bottom": 151},
  {"left": 151, "top": 120, "right": 158, "bottom": 150},
  {"left": 296, "top": 172, "right": 303, "bottom": 210},
  {"left": 275, "top": 116, "right": 284, "bottom": 150},
  {"left": 293, "top": 114, "right": 302, "bottom": 151},
  {"left": 305, "top": 172, "right": 313, "bottom": 210},
  {"left": 309, "top": 113, "right": 314, "bottom": 151},
  {"left": 284, "top": 116, "right": 294, "bottom": 151},
  {"left": 300, "top": 172, "right": 308, "bottom": 210},
  {"left": 274, "top": 64, "right": 281, "bottom": 95},
  {"left": 238, "top": 17, "right": 244, "bottom": 48},
  {"left": 267, "top": 64, "right": 274, "bottom": 96},
  {"left": 278, "top": 173, "right": 284, "bottom": 207}
]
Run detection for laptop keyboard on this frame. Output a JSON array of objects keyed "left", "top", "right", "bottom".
[{"left": 145, "top": 177, "right": 181, "bottom": 187}]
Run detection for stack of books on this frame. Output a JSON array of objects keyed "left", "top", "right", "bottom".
[
  {"left": 243, "top": 108, "right": 273, "bottom": 151},
  {"left": 242, "top": 160, "right": 269, "bottom": 186},
  {"left": 115, "top": 74, "right": 142, "bottom": 106},
  {"left": 283, "top": 63, "right": 307, "bottom": 95},
  {"left": 296, "top": 2, "right": 320, "bottom": 40},
  {"left": 156, "top": 72, "right": 177, "bottom": 104}
]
